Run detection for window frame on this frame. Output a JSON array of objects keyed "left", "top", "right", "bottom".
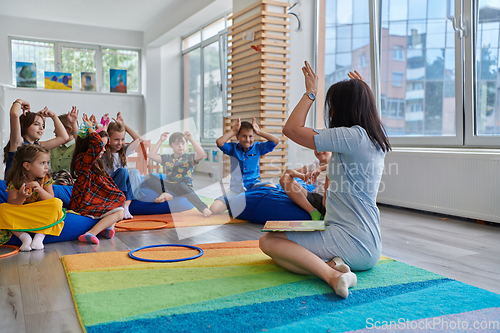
[
  {"left": 181, "top": 12, "right": 231, "bottom": 145},
  {"left": 9, "top": 36, "right": 141, "bottom": 94}
]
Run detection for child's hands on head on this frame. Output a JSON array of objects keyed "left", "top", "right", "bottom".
[
  {"left": 112, "top": 112, "right": 124, "bottom": 124},
  {"left": 160, "top": 132, "right": 169, "bottom": 142},
  {"left": 184, "top": 131, "right": 192, "bottom": 141},
  {"left": 68, "top": 106, "right": 79, "bottom": 124},
  {"left": 14, "top": 99, "right": 31, "bottom": 115},
  {"left": 232, "top": 118, "right": 241, "bottom": 134},
  {"left": 251, "top": 118, "right": 261, "bottom": 135}
]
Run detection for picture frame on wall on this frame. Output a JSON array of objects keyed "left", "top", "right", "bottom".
[
  {"left": 16, "top": 62, "right": 37, "bottom": 88},
  {"left": 44, "top": 71, "right": 72, "bottom": 90},
  {"left": 81, "top": 72, "right": 96, "bottom": 91},
  {"left": 110, "top": 69, "right": 127, "bottom": 93}
]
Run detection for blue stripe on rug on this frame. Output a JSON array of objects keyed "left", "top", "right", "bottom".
[
  {"left": 267, "top": 280, "right": 500, "bottom": 333},
  {"left": 86, "top": 278, "right": 452, "bottom": 333}
]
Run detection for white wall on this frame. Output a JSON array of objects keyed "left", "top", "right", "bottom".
[{"left": 0, "top": 15, "right": 146, "bottom": 179}]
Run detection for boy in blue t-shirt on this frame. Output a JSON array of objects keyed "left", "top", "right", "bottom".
[{"left": 210, "top": 118, "right": 280, "bottom": 214}]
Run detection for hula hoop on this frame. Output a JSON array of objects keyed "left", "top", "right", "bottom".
[
  {"left": 0, "top": 245, "right": 20, "bottom": 259},
  {"left": 115, "top": 219, "right": 170, "bottom": 230},
  {"left": 128, "top": 244, "right": 204, "bottom": 262}
]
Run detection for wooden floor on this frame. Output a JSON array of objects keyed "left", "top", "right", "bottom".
[{"left": 1, "top": 185, "right": 499, "bottom": 332}]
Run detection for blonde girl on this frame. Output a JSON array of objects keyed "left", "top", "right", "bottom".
[
  {"left": 0, "top": 145, "right": 65, "bottom": 251},
  {"left": 103, "top": 112, "right": 142, "bottom": 219}
]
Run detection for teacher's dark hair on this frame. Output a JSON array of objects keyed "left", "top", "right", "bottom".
[{"left": 324, "top": 79, "right": 391, "bottom": 152}]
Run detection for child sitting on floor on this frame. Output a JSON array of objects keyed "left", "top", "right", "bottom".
[
  {"left": 280, "top": 149, "right": 332, "bottom": 220},
  {"left": 145, "top": 131, "right": 211, "bottom": 217},
  {"left": 0, "top": 145, "right": 65, "bottom": 251},
  {"left": 103, "top": 112, "right": 142, "bottom": 219},
  {"left": 69, "top": 114, "right": 125, "bottom": 245},
  {"left": 210, "top": 118, "right": 279, "bottom": 215},
  {"left": 50, "top": 106, "right": 79, "bottom": 185}
]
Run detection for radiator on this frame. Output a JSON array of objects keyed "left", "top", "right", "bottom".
[{"left": 376, "top": 148, "right": 500, "bottom": 223}]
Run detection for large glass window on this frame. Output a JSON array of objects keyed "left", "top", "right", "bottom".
[
  {"left": 11, "top": 39, "right": 55, "bottom": 89},
  {"left": 102, "top": 48, "right": 140, "bottom": 93},
  {"left": 320, "top": 0, "right": 499, "bottom": 146},
  {"left": 61, "top": 45, "right": 97, "bottom": 90},
  {"left": 10, "top": 38, "right": 140, "bottom": 93},
  {"left": 476, "top": 0, "right": 500, "bottom": 135},
  {"left": 182, "top": 14, "right": 230, "bottom": 142},
  {"left": 324, "top": 0, "right": 372, "bottom": 91}
]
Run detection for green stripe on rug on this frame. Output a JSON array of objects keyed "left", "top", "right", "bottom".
[
  {"left": 93, "top": 260, "right": 445, "bottom": 326},
  {"left": 69, "top": 264, "right": 284, "bottom": 294},
  {"left": 76, "top": 270, "right": 311, "bottom": 326}
]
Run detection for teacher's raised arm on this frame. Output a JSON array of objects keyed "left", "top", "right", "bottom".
[{"left": 282, "top": 61, "right": 319, "bottom": 150}]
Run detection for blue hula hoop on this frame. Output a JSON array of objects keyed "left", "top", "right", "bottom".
[{"left": 128, "top": 244, "right": 204, "bottom": 262}]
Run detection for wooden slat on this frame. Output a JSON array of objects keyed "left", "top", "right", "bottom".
[
  {"left": 262, "top": 32, "right": 290, "bottom": 40},
  {"left": 261, "top": 83, "right": 288, "bottom": 90},
  {"left": 262, "top": 25, "right": 290, "bottom": 33},
  {"left": 229, "top": 19, "right": 263, "bottom": 36},
  {"left": 229, "top": 83, "right": 262, "bottom": 94},
  {"left": 231, "top": 1, "right": 263, "bottom": 21},
  {"left": 228, "top": 97, "right": 261, "bottom": 107},
  {"left": 262, "top": 63, "right": 289, "bottom": 70},
  {"left": 229, "top": 54, "right": 261, "bottom": 68},
  {"left": 228, "top": 76, "right": 261, "bottom": 88},
  {"left": 260, "top": 105, "right": 288, "bottom": 111},
  {"left": 229, "top": 48, "right": 260, "bottom": 62},
  {"left": 261, "top": 69, "right": 288, "bottom": 76},
  {"left": 230, "top": 70, "right": 261, "bottom": 81},
  {"left": 260, "top": 157, "right": 288, "bottom": 163},
  {"left": 261, "top": 112, "right": 288, "bottom": 118},
  {"left": 261, "top": 40, "right": 289, "bottom": 48},
  {"left": 229, "top": 90, "right": 261, "bottom": 99},
  {"left": 229, "top": 12, "right": 261, "bottom": 31},
  {"left": 261, "top": 54, "right": 289, "bottom": 62},
  {"left": 262, "top": 0, "right": 291, "bottom": 7},
  {"left": 262, "top": 11, "right": 291, "bottom": 19},
  {"left": 262, "top": 18, "right": 290, "bottom": 26},
  {"left": 262, "top": 150, "right": 288, "bottom": 156},
  {"left": 231, "top": 35, "right": 262, "bottom": 50},
  {"left": 229, "top": 62, "right": 261, "bottom": 75},
  {"left": 260, "top": 165, "right": 287, "bottom": 171},
  {"left": 260, "top": 120, "right": 286, "bottom": 126},
  {"left": 262, "top": 77, "right": 289, "bottom": 84}
]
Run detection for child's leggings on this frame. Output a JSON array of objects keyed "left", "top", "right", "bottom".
[
  {"left": 110, "top": 168, "right": 135, "bottom": 201},
  {"left": 144, "top": 174, "right": 208, "bottom": 213}
]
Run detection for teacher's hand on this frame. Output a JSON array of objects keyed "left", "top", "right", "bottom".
[{"left": 302, "top": 61, "right": 318, "bottom": 95}]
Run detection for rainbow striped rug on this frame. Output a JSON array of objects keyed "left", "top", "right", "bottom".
[{"left": 62, "top": 241, "right": 500, "bottom": 333}]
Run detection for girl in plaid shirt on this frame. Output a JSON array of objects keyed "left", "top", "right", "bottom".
[{"left": 69, "top": 114, "right": 125, "bottom": 245}]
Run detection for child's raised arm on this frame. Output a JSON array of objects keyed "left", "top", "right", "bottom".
[
  {"left": 252, "top": 118, "right": 280, "bottom": 145},
  {"left": 113, "top": 112, "right": 142, "bottom": 152},
  {"left": 185, "top": 131, "right": 205, "bottom": 162},
  {"left": 8, "top": 99, "right": 30, "bottom": 152},
  {"left": 149, "top": 132, "right": 169, "bottom": 163},
  {"left": 216, "top": 118, "right": 240, "bottom": 147},
  {"left": 68, "top": 106, "right": 79, "bottom": 139},
  {"left": 39, "top": 108, "right": 69, "bottom": 149}
]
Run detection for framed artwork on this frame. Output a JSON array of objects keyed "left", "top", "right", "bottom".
[
  {"left": 16, "top": 62, "right": 37, "bottom": 88},
  {"left": 110, "top": 69, "right": 127, "bottom": 93},
  {"left": 204, "top": 149, "right": 210, "bottom": 162},
  {"left": 45, "top": 71, "right": 72, "bottom": 90},
  {"left": 81, "top": 72, "right": 96, "bottom": 91},
  {"left": 212, "top": 150, "right": 219, "bottom": 163}
]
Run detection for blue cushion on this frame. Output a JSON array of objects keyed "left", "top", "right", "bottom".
[{"left": 232, "top": 180, "right": 316, "bottom": 224}]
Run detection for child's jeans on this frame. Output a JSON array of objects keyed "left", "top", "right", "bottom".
[
  {"left": 144, "top": 174, "right": 208, "bottom": 213},
  {"left": 111, "top": 168, "right": 135, "bottom": 201}
]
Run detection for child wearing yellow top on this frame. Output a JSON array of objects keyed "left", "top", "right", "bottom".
[{"left": 0, "top": 145, "right": 64, "bottom": 251}]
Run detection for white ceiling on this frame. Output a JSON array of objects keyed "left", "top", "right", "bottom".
[{"left": 0, "top": 0, "right": 188, "bottom": 32}]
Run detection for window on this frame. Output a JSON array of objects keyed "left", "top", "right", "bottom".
[
  {"left": 320, "top": 0, "right": 499, "bottom": 147},
  {"left": 10, "top": 37, "right": 140, "bottom": 93},
  {"left": 182, "top": 14, "right": 231, "bottom": 142},
  {"left": 392, "top": 72, "right": 404, "bottom": 87},
  {"left": 393, "top": 45, "right": 404, "bottom": 60},
  {"left": 358, "top": 53, "right": 367, "bottom": 68},
  {"left": 11, "top": 39, "right": 55, "bottom": 89}
]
